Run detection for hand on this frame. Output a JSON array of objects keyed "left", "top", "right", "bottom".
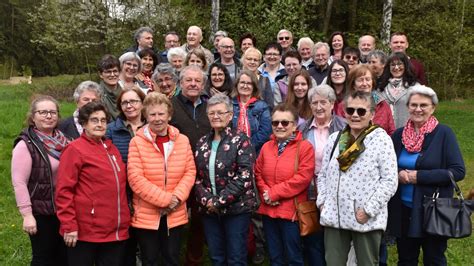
[
  {"left": 63, "top": 231, "right": 78, "bottom": 247},
  {"left": 22, "top": 214, "right": 37, "bottom": 235},
  {"left": 263, "top": 190, "right": 271, "bottom": 205},
  {"left": 355, "top": 209, "right": 369, "bottom": 224},
  {"left": 398, "top": 170, "right": 410, "bottom": 184},
  {"left": 206, "top": 199, "right": 217, "bottom": 213},
  {"left": 168, "top": 195, "right": 180, "bottom": 210},
  {"left": 407, "top": 170, "right": 417, "bottom": 184}
]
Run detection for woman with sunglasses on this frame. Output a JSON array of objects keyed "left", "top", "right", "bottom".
[
  {"left": 377, "top": 52, "right": 418, "bottom": 129},
  {"left": 194, "top": 94, "right": 258, "bottom": 265},
  {"left": 255, "top": 103, "right": 315, "bottom": 265},
  {"left": 231, "top": 70, "right": 272, "bottom": 155},
  {"left": 205, "top": 63, "right": 233, "bottom": 97},
  {"left": 317, "top": 91, "right": 398, "bottom": 265},
  {"left": 285, "top": 69, "right": 313, "bottom": 126},
  {"left": 347, "top": 64, "right": 395, "bottom": 135},
  {"left": 342, "top": 47, "right": 361, "bottom": 70}
]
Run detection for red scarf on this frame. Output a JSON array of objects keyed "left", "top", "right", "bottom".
[
  {"left": 402, "top": 115, "right": 439, "bottom": 153},
  {"left": 237, "top": 97, "right": 257, "bottom": 137},
  {"left": 143, "top": 71, "right": 155, "bottom": 93}
]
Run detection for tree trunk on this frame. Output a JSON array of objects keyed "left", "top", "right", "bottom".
[
  {"left": 453, "top": 0, "right": 466, "bottom": 99},
  {"left": 380, "top": 0, "right": 393, "bottom": 49},
  {"left": 323, "top": 0, "right": 334, "bottom": 36},
  {"left": 348, "top": 0, "right": 358, "bottom": 31},
  {"left": 210, "top": 0, "right": 219, "bottom": 36}
]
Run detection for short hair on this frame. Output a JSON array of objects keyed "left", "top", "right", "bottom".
[
  {"left": 97, "top": 54, "right": 120, "bottom": 73},
  {"left": 277, "top": 29, "right": 293, "bottom": 38},
  {"left": 312, "top": 42, "right": 330, "bottom": 56},
  {"left": 328, "top": 31, "right": 348, "bottom": 55},
  {"left": 78, "top": 101, "right": 110, "bottom": 126},
  {"left": 184, "top": 48, "right": 208, "bottom": 70},
  {"left": 264, "top": 41, "right": 283, "bottom": 55},
  {"left": 134, "top": 26, "right": 153, "bottom": 43},
  {"left": 206, "top": 63, "right": 233, "bottom": 95},
  {"left": 297, "top": 37, "right": 314, "bottom": 50},
  {"left": 167, "top": 47, "right": 187, "bottom": 62},
  {"left": 143, "top": 91, "right": 174, "bottom": 117},
  {"left": 358, "top": 35, "right": 376, "bottom": 45},
  {"left": 138, "top": 48, "right": 160, "bottom": 71},
  {"left": 367, "top": 50, "right": 387, "bottom": 65},
  {"left": 188, "top": 26, "right": 203, "bottom": 41},
  {"left": 326, "top": 60, "right": 350, "bottom": 98},
  {"left": 231, "top": 70, "right": 261, "bottom": 99},
  {"left": 116, "top": 86, "right": 146, "bottom": 119},
  {"left": 165, "top": 31, "right": 179, "bottom": 38},
  {"left": 407, "top": 84, "right": 439, "bottom": 106},
  {"left": 347, "top": 64, "right": 375, "bottom": 92},
  {"left": 390, "top": 32, "right": 408, "bottom": 42},
  {"left": 344, "top": 91, "right": 376, "bottom": 114},
  {"left": 152, "top": 63, "right": 179, "bottom": 84},
  {"left": 179, "top": 65, "right": 207, "bottom": 85},
  {"left": 243, "top": 47, "right": 262, "bottom": 60},
  {"left": 213, "top": 30, "right": 228, "bottom": 40},
  {"left": 27, "top": 95, "right": 60, "bottom": 127},
  {"left": 207, "top": 94, "right": 233, "bottom": 112},
  {"left": 239, "top": 32, "right": 257, "bottom": 48},
  {"left": 342, "top": 47, "right": 361, "bottom": 59},
  {"left": 309, "top": 84, "right": 337, "bottom": 103},
  {"left": 272, "top": 103, "right": 298, "bottom": 122},
  {"left": 283, "top": 50, "right": 302, "bottom": 64},
  {"left": 119, "top": 52, "right": 142, "bottom": 73},
  {"left": 73, "top": 81, "right": 102, "bottom": 103}
]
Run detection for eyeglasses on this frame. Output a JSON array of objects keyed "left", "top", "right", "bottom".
[
  {"left": 239, "top": 81, "right": 253, "bottom": 87},
  {"left": 207, "top": 111, "right": 230, "bottom": 117},
  {"left": 408, "top": 103, "right": 431, "bottom": 110},
  {"left": 345, "top": 107, "right": 368, "bottom": 116},
  {"left": 331, "top": 69, "right": 345, "bottom": 75},
  {"left": 220, "top": 45, "right": 234, "bottom": 50},
  {"left": 278, "top": 36, "right": 290, "bottom": 41},
  {"left": 120, "top": 99, "right": 141, "bottom": 107},
  {"left": 271, "top": 120, "right": 294, "bottom": 127},
  {"left": 344, "top": 55, "right": 359, "bottom": 61},
  {"left": 311, "top": 100, "right": 330, "bottom": 107},
  {"left": 35, "top": 110, "right": 58, "bottom": 117},
  {"left": 390, "top": 62, "right": 404, "bottom": 69},
  {"left": 124, "top": 62, "right": 139, "bottom": 68},
  {"left": 265, "top": 53, "right": 280, "bottom": 57},
  {"left": 210, "top": 73, "right": 224, "bottom": 78},
  {"left": 102, "top": 69, "right": 119, "bottom": 76},
  {"left": 157, "top": 77, "right": 174, "bottom": 84},
  {"left": 89, "top": 117, "right": 108, "bottom": 125}
]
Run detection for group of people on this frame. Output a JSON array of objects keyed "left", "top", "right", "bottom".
[{"left": 11, "top": 24, "right": 466, "bottom": 266}]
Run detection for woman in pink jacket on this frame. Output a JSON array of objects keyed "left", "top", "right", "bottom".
[
  {"left": 255, "top": 103, "right": 315, "bottom": 265},
  {"left": 127, "top": 92, "right": 196, "bottom": 266}
]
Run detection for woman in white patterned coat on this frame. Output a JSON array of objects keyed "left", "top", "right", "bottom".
[{"left": 316, "top": 91, "right": 398, "bottom": 265}]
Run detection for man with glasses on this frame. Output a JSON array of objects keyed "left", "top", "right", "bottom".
[
  {"left": 308, "top": 42, "right": 331, "bottom": 85},
  {"left": 390, "top": 32, "right": 426, "bottom": 85},
  {"left": 160, "top": 31, "right": 180, "bottom": 63},
  {"left": 277, "top": 29, "right": 296, "bottom": 58},
  {"left": 214, "top": 37, "right": 241, "bottom": 81}
]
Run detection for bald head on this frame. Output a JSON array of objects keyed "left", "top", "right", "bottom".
[
  {"left": 187, "top": 26, "right": 203, "bottom": 49},
  {"left": 218, "top": 37, "right": 235, "bottom": 63},
  {"left": 358, "top": 35, "right": 376, "bottom": 57}
]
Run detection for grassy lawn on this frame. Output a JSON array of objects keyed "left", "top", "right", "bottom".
[{"left": 0, "top": 76, "right": 473, "bottom": 265}]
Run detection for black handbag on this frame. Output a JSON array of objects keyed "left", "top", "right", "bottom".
[{"left": 423, "top": 171, "right": 474, "bottom": 238}]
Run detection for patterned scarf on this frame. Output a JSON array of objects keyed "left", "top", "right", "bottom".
[
  {"left": 388, "top": 78, "right": 404, "bottom": 98},
  {"left": 402, "top": 115, "right": 439, "bottom": 153},
  {"left": 33, "top": 128, "right": 69, "bottom": 160},
  {"left": 143, "top": 71, "right": 155, "bottom": 93},
  {"left": 337, "top": 123, "right": 379, "bottom": 172},
  {"left": 237, "top": 97, "right": 257, "bottom": 137},
  {"left": 277, "top": 133, "right": 296, "bottom": 156}
]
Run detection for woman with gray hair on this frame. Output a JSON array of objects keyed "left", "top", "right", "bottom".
[
  {"left": 194, "top": 94, "right": 258, "bottom": 265},
  {"left": 152, "top": 63, "right": 180, "bottom": 98},
  {"left": 297, "top": 37, "right": 315, "bottom": 70},
  {"left": 388, "top": 85, "right": 465, "bottom": 265},
  {"left": 118, "top": 52, "right": 149, "bottom": 94},
  {"left": 298, "top": 84, "right": 346, "bottom": 265},
  {"left": 59, "top": 80, "right": 101, "bottom": 139},
  {"left": 167, "top": 47, "right": 187, "bottom": 74}
]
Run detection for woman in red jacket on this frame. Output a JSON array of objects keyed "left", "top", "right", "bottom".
[
  {"left": 255, "top": 103, "right": 315, "bottom": 265},
  {"left": 55, "top": 102, "right": 130, "bottom": 266}
]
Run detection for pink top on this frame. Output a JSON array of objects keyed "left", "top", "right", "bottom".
[
  {"left": 11, "top": 140, "right": 59, "bottom": 216},
  {"left": 311, "top": 119, "right": 330, "bottom": 174}
]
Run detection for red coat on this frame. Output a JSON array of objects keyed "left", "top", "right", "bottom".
[
  {"left": 373, "top": 100, "right": 395, "bottom": 135},
  {"left": 55, "top": 133, "right": 130, "bottom": 243},
  {"left": 255, "top": 131, "right": 315, "bottom": 220}
]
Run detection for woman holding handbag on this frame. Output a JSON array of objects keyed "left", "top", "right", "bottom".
[
  {"left": 387, "top": 85, "right": 465, "bottom": 265},
  {"left": 255, "top": 103, "right": 315, "bottom": 265}
]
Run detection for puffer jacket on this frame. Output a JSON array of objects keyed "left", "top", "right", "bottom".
[
  {"left": 255, "top": 131, "right": 315, "bottom": 220},
  {"left": 106, "top": 117, "right": 143, "bottom": 164},
  {"left": 317, "top": 127, "right": 398, "bottom": 232},
  {"left": 194, "top": 127, "right": 258, "bottom": 215},
  {"left": 231, "top": 98, "right": 272, "bottom": 155},
  {"left": 127, "top": 125, "right": 196, "bottom": 230}
]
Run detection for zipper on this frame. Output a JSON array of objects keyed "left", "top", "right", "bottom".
[
  {"left": 30, "top": 137, "right": 55, "bottom": 212},
  {"left": 102, "top": 140, "right": 122, "bottom": 241}
]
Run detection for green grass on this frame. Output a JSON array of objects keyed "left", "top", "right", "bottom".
[{"left": 0, "top": 76, "right": 473, "bottom": 265}]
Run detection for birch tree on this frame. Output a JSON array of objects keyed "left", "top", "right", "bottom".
[{"left": 380, "top": 0, "right": 393, "bottom": 49}]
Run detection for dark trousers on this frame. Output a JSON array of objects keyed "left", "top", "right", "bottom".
[
  {"left": 121, "top": 228, "right": 138, "bottom": 266},
  {"left": 134, "top": 217, "right": 184, "bottom": 266},
  {"left": 185, "top": 199, "right": 206, "bottom": 266},
  {"left": 302, "top": 229, "right": 326, "bottom": 266},
  {"left": 67, "top": 240, "right": 126, "bottom": 266},
  {"left": 396, "top": 236, "right": 447, "bottom": 266},
  {"left": 202, "top": 213, "right": 251, "bottom": 266},
  {"left": 262, "top": 216, "right": 304, "bottom": 266},
  {"left": 29, "top": 215, "right": 67, "bottom": 266}
]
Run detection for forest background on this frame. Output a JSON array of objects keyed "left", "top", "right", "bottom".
[{"left": 1, "top": 0, "right": 473, "bottom": 100}]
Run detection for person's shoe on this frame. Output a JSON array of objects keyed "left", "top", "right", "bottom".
[{"left": 252, "top": 248, "right": 265, "bottom": 265}]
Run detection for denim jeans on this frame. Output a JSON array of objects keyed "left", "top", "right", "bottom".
[
  {"left": 262, "top": 216, "right": 304, "bottom": 266},
  {"left": 302, "top": 230, "right": 326, "bottom": 266},
  {"left": 202, "top": 212, "right": 251, "bottom": 266}
]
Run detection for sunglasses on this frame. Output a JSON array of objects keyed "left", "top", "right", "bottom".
[
  {"left": 345, "top": 107, "right": 368, "bottom": 116},
  {"left": 278, "top": 36, "right": 290, "bottom": 41},
  {"left": 344, "top": 55, "right": 359, "bottom": 61},
  {"left": 271, "top": 120, "right": 293, "bottom": 127}
]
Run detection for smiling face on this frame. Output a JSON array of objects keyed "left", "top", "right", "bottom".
[
  {"left": 407, "top": 93, "right": 435, "bottom": 129},
  {"left": 343, "top": 53, "right": 359, "bottom": 69},
  {"left": 170, "top": 56, "right": 184, "bottom": 71},
  {"left": 99, "top": 67, "right": 120, "bottom": 87},
  {"left": 284, "top": 57, "right": 301, "bottom": 76},
  {"left": 180, "top": 69, "right": 204, "bottom": 102},
  {"left": 138, "top": 31, "right": 153, "bottom": 49},
  {"left": 207, "top": 103, "right": 232, "bottom": 131},
  {"left": 330, "top": 63, "right": 347, "bottom": 85},
  {"left": 141, "top": 55, "right": 154, "bottom": 72},
  {"left": 272, "top": 110, "right": 297, "bottom": 141},
  {"left": 298, "top": 43, "right": 312, "bottom": 61},
  {"left": 237, "top": 74, "right": 254, "bottom": 98},
  {"left": 120, "top": 90, "right": 143, "bottom": 121},
  {"left": 156, "top": 73, "right": 176, "bottom": 95},
  {"left": 188, "top": 54, "right": 204, "bottom": 69},
  {"left": 345, "top": 97, "right": 373, "bottom": 137},
  {"left": 293, "top": 75, "right": 309, "bottom": 99},
  {"left": 210, "top": 67, "right": 225, "bottom": 89},
  {"left": 186, "top": 26, "right": 202, "bottom": 48},
  {"left": 121, "top": 60, "right": 140, "bottom": 81},
  {"left": 165, "top": 34, "right": 180, "bottom": 49},
  {"left": 310, "top": 93, "right": 334, "bottom": 123},
  {"left": 277, "top": 31, "right": 293, "bottom": 50},
  {"left": 314, "top": 47, "right": 329, "bottom": 68},
  {"left": 243, "top": 51, "right": 261, "bottom": 72},
  {"left": 83, "top": 110, "right": 107, "bottom": 141},
  {"left": 32, "top": 100, "right": 59, "bottom": 134},
  {"left": 241, "top": 38, "right": 254, "bottom": 53},
  {"left": 358, "top": 35, "right": 375, "bottom": 57},
  {"left": 390, "top": 35, "right": 409, "bottom": 53},
  {"left": 332, "top": 35, "right": 344, "bottom": 51},
  {"left": 390, "top": 59, "right": 405, "bottom": 78},
  {"left": 77, "top": 90, "right": 99, "bottom": 109},
  {"left": 354, "top": 71, "right": 373, "bottom": 93},
  {"left": 264, "top": 47, "right": 281, "bottom": 67},
  {"left": 218, "top": 38, "right": 235, "bottom": 61},
  {"left": 147, "top": 104, "right": 171, "bottom": 136}
]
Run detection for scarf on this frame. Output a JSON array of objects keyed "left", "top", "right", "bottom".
[
  {"left": 388, "top": 78, "right": 404, "bottom": 98},
  {"left": 237, "top": 97, "right": 257, "bottom": 137},
  {"left": 142, "top": 71, "right": 155, "bottom": 93},
  {"left": 72, "top": 109, "right": 84, "bottom": 135},
  {"left": 100, "top": 81, "right": 122, "bottom": 118},
  {"left": 402, "top": 115, "right": 439, "bottom": 153},
  {"left": 337, "top": 124, "right": 379, "bottom": 172},
  {"left": 33, "top": 128, "right": 69, "bottom": 160},
  {"left": 277, "top": 133, "right": 296, "bottom": 156}
]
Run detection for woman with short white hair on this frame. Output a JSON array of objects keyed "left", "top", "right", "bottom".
[{"left": 297, "top": 37, "right": 315, "bottom": 70}]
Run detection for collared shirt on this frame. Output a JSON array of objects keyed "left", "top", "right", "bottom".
[
  {"left": 310, "top": 118, "right": 331, "bottom": 174},
  {"left": 258, "top": 63, "right": 285, "bottom": 104},
  {"left": 177, "top": 93, "right": 204, "bottom": 121}
]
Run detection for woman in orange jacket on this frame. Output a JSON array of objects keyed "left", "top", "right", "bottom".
[{"left": 127, "top": 92, "right": 196, "bottom": 266}]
